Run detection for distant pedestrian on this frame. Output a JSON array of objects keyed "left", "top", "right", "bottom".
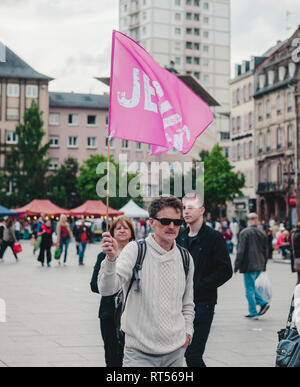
[
  {"left": 74, "top": 220, "right": 92, "bottom": 266},
  {"left": 290, "top": 223, "right": 300, "bottom": 285},
  {"left": 0, "top": 219, "right": 18, "bottom": 261},
  {"left": 276, "top": 230, "right": 290, "bottom": 259},
  {"left": 214, "top": 218, "right": 221, "bottom": 231},
  {"left": 37, "top": 219, "right": 53, "bottom": 267},
  {"left": 99, "top": 196, "right": 195, "bottom": 367},
  {"left": 230, "top": 218, "right": 239, "bottom": 247},
  {"left": 90, "top": 216, "right": 136, "bottom": 367},
  {"left": 15, "top": 219, "right": 21, "bottom": 241},
  {"left": 223, "top": 228, "right": 234, "bottom": 254},
  {"left": 266, "top": 228, "right": 273, "bottom": 259},
  {"left": 234, "top": 213, "right": 270, "bottom": 319},
  {"left": 177, "top": 193, "right": 233, "bottom": 367},
  {"left": 0, "top": 218, "right": 5, "bottom": 246},
  {"left": 56, "top": 215, "right": 73, "bottom": 266}
]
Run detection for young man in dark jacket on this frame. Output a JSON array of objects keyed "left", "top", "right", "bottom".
[
  {"left": 177, "top": 193, "right": 233, "bottom": 367},
  {"left": 234, "top": 213, "right": 269, "bottom": 319}
]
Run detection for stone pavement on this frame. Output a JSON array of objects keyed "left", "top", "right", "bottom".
[{"left": 0, "top": 240, "right": 297, "bottom": 367}]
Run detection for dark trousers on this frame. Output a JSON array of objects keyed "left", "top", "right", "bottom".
[
  {"left": 185, "top": 304, "right": 215, "bottom": 367},
  {"left": 38, "top": 246, "right": 51, "bottom": 264},
  {"left": 0, "top": 240, "right": 17, "bottom": 260},
  {"left": 100, "top": 318, "right": 124, "bottom": 367}
]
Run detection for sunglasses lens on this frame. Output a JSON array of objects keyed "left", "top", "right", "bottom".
[{"left": 160, "top": 218, "right": 183, "bottom": 226}]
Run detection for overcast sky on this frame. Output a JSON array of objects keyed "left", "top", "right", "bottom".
[{"left": 0, "top": 0, "right": 299, "bottom": 94}]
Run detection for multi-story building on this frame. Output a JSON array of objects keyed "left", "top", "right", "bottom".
[
  {"left": 119, "top": 0, "right": 231, "bottom": 156},
  {"left": 254, "top": 27, "right": 300, "bottom": 226},
  {"left": 229, "top": 56, "right": 265, "bottom": 219},
  {"left": 0, "top": 43, "right": 52, "bottom": 175}
]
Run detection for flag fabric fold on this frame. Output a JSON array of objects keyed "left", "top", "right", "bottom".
[{"left": 109, "top": 30, "right": 213, "bottom": 155}]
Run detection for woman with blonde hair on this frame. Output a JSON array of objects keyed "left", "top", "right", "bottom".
[
  {"left": 90, "top": 216, "right": 136, "bottom": 367},
  {"left": 56, "top": 215, "right": 73, "bottom": 266}
]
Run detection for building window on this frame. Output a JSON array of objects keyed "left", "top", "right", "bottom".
[
  {"left": 49, "top": 159, "right": 59, "bottom": 171},
  {"left": 136, "top": 142, "right": 142, "bottom": 150},
  {"left": 203, "top": 31, "right": 209, "bottom": 39},
  {"left": 249, "top": 112, "right": 253, "bottom": 129},
  {"left": 49, "top": 136, "right": 60, "bottom": 148},
  {"left": 287, "top": 92, "right": 293, "bottom": 112},
  {"left": 105, "top": 137, "right": 115, "bottom": 148},
  {"left": 194, "top": 72, "right": 200, "bottom": 79},
  {"left": 87, "top": 115, "right": 97, "bottom": 126},
  {"left": 6, "top": 108, "right": 19, "bottom": 120},
  {"left": 203, "top": 16, "right": 209, "bottom": 24},
  {"left": 194, "top": 42, "right": 200, "bottom": 50},
  {"left": 259, "top": 133, "right": 264, "bottom": 153},
  {"left": 87, "top": 137, "right": 97, "bottom": 149},
  {"left": 194, "top": 0, "right": 200, "bottom": 5},
  {"left": 186, "top": 41, "right": 193, "bottom": 49},
  {"left": 6, "top": 131, "right": 18, "bottom": 144},
  {"left": 203, "top": 45, "right": 209, "bottom": 52},
  {"left": 7, "top": 83, "right": 20, "bottom": 97},
  {"left": 194, "top": 13, "right": 200, "bottom": 21},
  {"left": 266, "top": 99, "right": 271, "bottom": 118},
  {"left": 186, "top": 12, "right": 192, "bottom": 20},
  {"left": 175, "top": 0, "right": 181, "bottom": 5},
  {"left": 277, "top": 95, "right": 281, "bottom": 114},
  {"left": 194, "top": 57, "right": 200, "bottom": 65},
  {"left": 68, "top": 136, "right": 78, "bottom": 148},
  {"left": 278, "top": 163, "right": 283, "bottom": 185},
  {"left": 237, "top": 116, "right": 241, "bottom": 131},
  {"left": 175, "top": 12, "right": 181, "bottom": 21},
  {"left": 194, "top": 28, "right": 200, "bottom": 36},
  {"left": 224, "top": 147, "right": 229, "bottom": 158},
  {"left": 122, "top": 139, "right": 129, "bottom": 149},
  {"left": 49, "top": 113, "right": 60, "bottom": 126},
  {"left": 25, "top": 85, "right": 38, "bottom": 98},
  {"left": 203, "top": 2, "right": 209, "bottom": 10},
  {"left": 258, "top": 103, "right": 263, "bottom": 121},
  {"left": 231, "top": 117, "right": 236, "bottom": 133},
  {"left": 186, "top": 56, "right": 192, "bottom": 64},
  {"left": 186, "top": 0, "right": 192, "bottom": 5},
  {"left": 175, "top": 27, "right": 181, "bottom": 35},
  {"left": 277, "top": 127, "right": 283, "bottom": 149},
  {"left": 249, "top": 141, "right": 253, "bottom": 158},
  {"left": 266, "top": 130, "right": 271, "bottom": 152},
  {"left": 186, "top": 28, "right": 192, "bottom": 35},
  {"left": 68, "top": 114, "right": 79, "bottom": 126},
  {"left": 288, "top": 124, "right": 293, "bottom": 147}
]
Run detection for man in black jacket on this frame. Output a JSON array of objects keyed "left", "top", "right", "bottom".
[{"left": 177, "top": 193, "right": 233, "bottom": 367}]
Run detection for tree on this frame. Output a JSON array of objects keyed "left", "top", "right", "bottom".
[
  {"left": 77, "top": 154, "right": 144, "bottom": 209},
  {"left": 47, "top": 157, "right": 80, "bottom": 208},
  {"left": 5, "top": 100, "right": 51, "bottom": 207},
  {"left": 201, "top": 144, "right": 245, "bottom": 214}
]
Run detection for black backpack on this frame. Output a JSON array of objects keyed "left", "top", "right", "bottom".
[{"left": 114, "top": 240, "right": 190, "bottom": 344}]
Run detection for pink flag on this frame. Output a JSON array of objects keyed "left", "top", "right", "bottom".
[{"left": 109, "top": 31, "right": 213, "bottom": 155}]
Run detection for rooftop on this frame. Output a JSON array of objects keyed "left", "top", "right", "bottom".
[
  {"left": 49, "top": 92, "right": 109, "bottom": 109},
  {"left": 0, "top": 44, "right": 53, "bottom": 81}
]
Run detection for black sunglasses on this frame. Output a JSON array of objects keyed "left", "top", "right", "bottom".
[{"left": 152, "top": 217, "right": 184, "bottom": 226}]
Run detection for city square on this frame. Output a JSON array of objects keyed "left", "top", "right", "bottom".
[{"left": 0, "top": 241, "right": 296, "bottom": 367}]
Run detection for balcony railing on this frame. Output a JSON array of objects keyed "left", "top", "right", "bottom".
[{"left": 257, "top": 182, "right": 285, "bottom": 194}]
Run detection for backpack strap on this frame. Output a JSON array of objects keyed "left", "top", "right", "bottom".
[
  {"left": 122, "top": 240, "right": 147, "bottom": 313},
  {"left": 177, "top": 244, "right": 190, "bottom": 279}
]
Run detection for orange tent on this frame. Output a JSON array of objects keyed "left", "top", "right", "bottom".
[
  {"left": 13, "top": 199, "right": 69, "bottom": 216},
  {"left": 70, "top": 200, "right": 123, "bottom": 217}
]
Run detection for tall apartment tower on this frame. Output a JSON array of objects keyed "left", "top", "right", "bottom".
[{"left": 119, "top": 0, "right": 231, "bottom": 153}]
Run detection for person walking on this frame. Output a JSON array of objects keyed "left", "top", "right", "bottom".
[
  {"left": 0, "top": 219, "right": 18, "bottom": 261},
  {"left": 230, "top": 217, "right": 239, "bottom": 248},
  {"left": 56, "top": 215, "right": 73, "bottom": 266},
  {"left": 223, "top": 228, "right": 234, "bottom": 254},
  {"left": 290, "top": 223, "right": 300, "bottom": 285},
  {"left": 98, "top": 196, "right": 195, "bottom": 368},
  {"left": 74, "top": 220, "right": 92, "bottom": 266},
  {"left": 234, "top": 213, "right": 270, "bottom": 319},
  {"left": 37, "top": 219, "right": 53, "bottom": 267},
  {"left": 90, "top": 216, "right": 136, "bottom": 367},
  {"left": 177, "top": 193, "right": 233, "bottom": 368},
  {"left": 15, "top": 219, "right": 21, "bottom": 241}
]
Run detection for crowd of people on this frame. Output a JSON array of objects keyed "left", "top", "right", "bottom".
[{"left": 1, "top": 199, "right": 300, "bottom": 368}]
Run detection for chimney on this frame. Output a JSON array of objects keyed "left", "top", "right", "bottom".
[{"left": 0, "top": 42, "right": 6, "bottom": 63}]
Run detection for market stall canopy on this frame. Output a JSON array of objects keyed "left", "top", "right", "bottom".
[
  {"left": 0, "top": 205, "right": 19, "bottom": 216},
  {"left": 119, "top": 200, "right": 149, "bottom": 218},
  {"left": 70, "top": 200, "right": 124, "bottom": 217},
  {"left": 12, "top": 199, "right": 69, "bottom": 216}
]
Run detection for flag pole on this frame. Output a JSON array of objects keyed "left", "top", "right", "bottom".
[{"left": 106, "top": 139, "right": 110, "bottom": 233}]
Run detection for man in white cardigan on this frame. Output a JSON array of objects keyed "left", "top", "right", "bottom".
[{"left": 98, "top": 196, "right": 195, "bottom": 367}]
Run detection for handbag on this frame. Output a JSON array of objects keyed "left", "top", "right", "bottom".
[
  {"left": 276, "top": 295, "right": 300, "bottom": 367},
  {"left": 291, "top": 234, "right": 300, "bottom": 272},
  {"left": 13, "top": 243, "right": 22, "bottom": 254},
  {"left": 34, "top": 235, "right": 42, "bottom": 252},
  {"left": 54, "top": 247, "right": 61, "bottom": 260}
]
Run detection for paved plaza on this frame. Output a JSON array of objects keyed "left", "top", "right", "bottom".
[{"left": 0, "top": 240, "right": 297, "bottom": 367}]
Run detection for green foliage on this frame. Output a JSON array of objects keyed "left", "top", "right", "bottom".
[
  {"left": 202, "top": 144, "right": 245, "bottom": 210},
  {"left": 5, "top": 100, "right": 51, "bottom": 207},
  {"left": 77, "top": 154, "right": 144, "bottom": 209},
  {"left": 47, "top": 157, "right": 80, "bottom": 208}
]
